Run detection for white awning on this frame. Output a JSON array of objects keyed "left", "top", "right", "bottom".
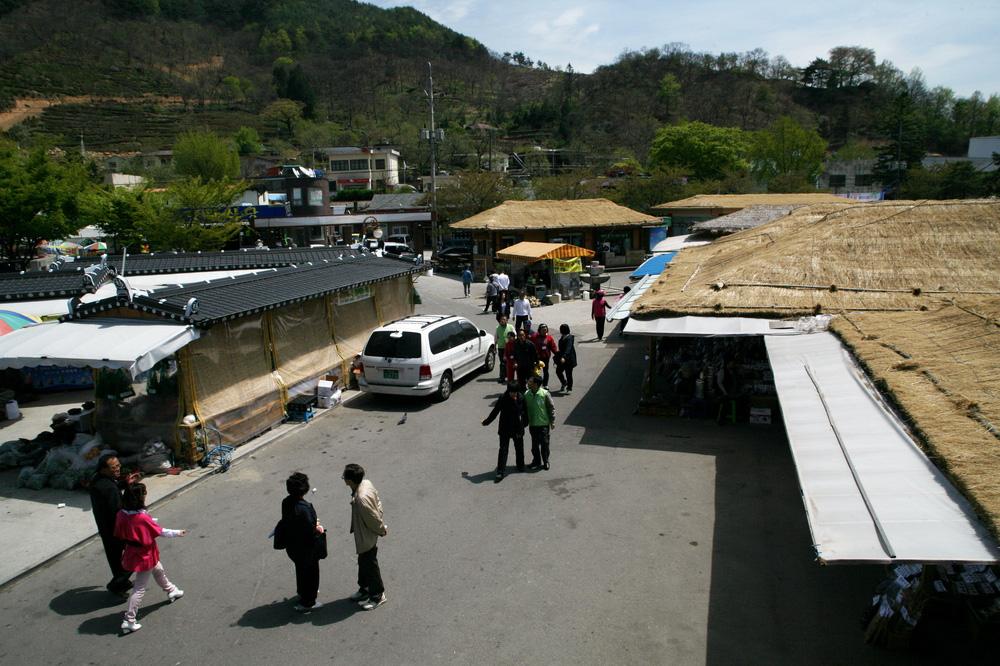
[
  {"left": 0, "top": 319, "right": 200, "bottom": 378},
  {"left": 765, "top": 332, "right": 999, "bottom": 563},
  {"left": 624, "top": 316, "right": 801, "bottom": 336},
  {"left": 607, "top": 274, "right": 657, "bottom": 321}
]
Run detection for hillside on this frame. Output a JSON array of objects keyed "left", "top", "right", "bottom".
[{"left": 1, "top": 0, "right": 997, "bottom": 172}]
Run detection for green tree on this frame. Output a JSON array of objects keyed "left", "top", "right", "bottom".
[
  {"left": 262, "top": 99, "right": 305, "bottom": 138},
  {"left": 232, "top": 126, "right": 263, "bottom": 157},
  {"left": 173, "top": 131, "right": 240, "bottom": 182},
  {"left": 657, "top": 73, "right": 681, "bottom": 121},
  {"left": 0, "top": 140, "right": 90, "bottom": 268},
  {"left": 259, "top": 27, "right": 292, "bottom": 55},
  {"left": 433, "top": 171, "right": 522, "bottom": 224},
  {"left": 77, "top": 185, "right": 156, "bottom": 250},
  {"left": 138, "top": 178, "right": 246, "bottom": 251},
  {"left": 648, "top": 121, "right": 751, "bottom": 181},
  {"left": 532, "top": 170, "right": 600, "bottom": 200},
  {"left": 874, "top": 92, "right": 927, "bottom": 194},
  {"left": 750, "top": 116, "right": 828, "bottom": 186}
]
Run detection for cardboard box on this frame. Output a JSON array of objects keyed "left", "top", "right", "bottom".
[
  {"left": 317, "top": 380, "right": 335, "bottom": 397},
  {"left": 317, "top": 395, "right": 333, "bottom": 409}
]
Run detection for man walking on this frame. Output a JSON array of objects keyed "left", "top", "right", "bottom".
[
  {"left": 525, "top": 375, "right": 555, "bottom": 470},
  {"left": 343, "top": 464, "right": 388, "bottom": 611},
  {"left": 494, "top": 315, "right": 515, "bottom": 383},
  {"left": 512, "top": 291, "right": 532, "bottom": 333},
  {"left": 483, "top": 275, "right": 498, "bottom": 313},
  {"left": 89, "top": 454, "right": 133, "bottom": 597},
  {"left": 461, "top": 266, "right": 473, "bottom": 297},
  {"left": 482, "top": 381, "right": 528, "bottom": 482}
]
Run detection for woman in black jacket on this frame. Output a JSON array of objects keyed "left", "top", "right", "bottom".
[
  {"left": 555, "top": 323, "right": 577, "bottom": 392},
  {"left": 280, "top": 472, "right": 324, "bottom": 612},
  {"left": 482, "top": 382, "right": 528, "bottom": 482}
]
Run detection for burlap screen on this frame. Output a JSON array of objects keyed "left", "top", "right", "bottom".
[
  {"left": 184, "top": 315, "right": 284, "bottom": 446},
  {"left": 331, "top": 291, "right": 380, "bottom": 358},
  {"left": 375, "top": 277, "right": 413, "bottom": 324},
  {"left": 270, "top": 298, "right": 344, "bottom": 388}
]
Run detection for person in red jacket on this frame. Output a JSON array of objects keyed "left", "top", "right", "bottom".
[
  {"left": 503, "top": 331, "right": 517, "bottom": 383},
  {"left": 591, "top": 289, "right": 611, "bottom": 341},
  {"left": 114, "top": 483, "right": 187, "bottom": 634},
  {"left": 530, "top": 323, "right": 558, "bottom": 388}
]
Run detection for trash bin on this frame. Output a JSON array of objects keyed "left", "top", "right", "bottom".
[{"left": 5, "top": 400, "right": 20, "bottom": 420}]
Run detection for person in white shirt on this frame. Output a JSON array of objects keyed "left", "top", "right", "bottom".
[
  {"left": 512, "top": 292, "right": 532, "bottom": 333},
  {"left": 495, "top": 271, "right": 510, "bottom": 295}
]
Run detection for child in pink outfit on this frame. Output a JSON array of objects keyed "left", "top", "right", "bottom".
[{"left": 114, "top": 483, "right": 187, "bottom": 634}]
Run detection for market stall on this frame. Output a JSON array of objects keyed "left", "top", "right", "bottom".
[{"left": 495, "top": 241, "right": 594, "bottom": 301}]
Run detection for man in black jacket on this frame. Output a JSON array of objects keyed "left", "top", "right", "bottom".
[
  {"left": 482, "top": 382, "right": 528, "bottom": 482},
  {"left": 511, "top": 328, "right": 539, "bottom": 390},
  {"left": 88, "top": 454, "right": 132, "bottom": 597}
]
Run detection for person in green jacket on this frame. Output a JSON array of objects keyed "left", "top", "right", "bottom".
[
  {"left": 524, "top": 375, "right": 555, "bottom": 470},
  {"left": 494, "top": 315, "right": 515, "bottom": 384}
]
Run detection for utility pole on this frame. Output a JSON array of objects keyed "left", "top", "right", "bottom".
[{"left": 422, "top": 62, "right": 444, "bottom": 251}]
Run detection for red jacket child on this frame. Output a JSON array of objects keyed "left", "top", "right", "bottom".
[{"left": 115, "top": 509, "right": 182, "bottom": 572}]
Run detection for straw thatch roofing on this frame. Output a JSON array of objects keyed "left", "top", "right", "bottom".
[
  {"left": 690, "top": 205, "right": 801, "bottom": 233},
  {"left": 652, "top": 193, "right": 847, "bottom": 210},
  {"left": 496, "top": 242, "right": 595, "bottom": 261},
  {"left": 450, "top": 198, "right": 660, "bottom": 230},
  {"left": 631, "top": 198, "right": 1000, "bottom": 539}
]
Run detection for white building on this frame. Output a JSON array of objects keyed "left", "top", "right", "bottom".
[{"left": 320, "top": 146, "right": 401, "bottom": 192}]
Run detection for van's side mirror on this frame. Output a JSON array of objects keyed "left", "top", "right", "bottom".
[{"left": 479, "top": 330, "right": 487, "bottom": 336}]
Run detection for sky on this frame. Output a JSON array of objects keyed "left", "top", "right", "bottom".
[{"left": 366, "top": 0, "right": 1000, "bottom": 97}]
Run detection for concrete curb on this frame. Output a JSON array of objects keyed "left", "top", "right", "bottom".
[{"left": 0, "top": 389, "right": 364, "bottom": 591}]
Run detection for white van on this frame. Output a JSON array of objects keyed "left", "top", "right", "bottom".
[{"left": 358, "top": 314, "right": 496, "bottom": 400}]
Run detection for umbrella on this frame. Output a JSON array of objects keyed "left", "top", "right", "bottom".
[
  {"left": 0, "top": 310, "right": 41, "bottom": 336},
  {"left": 82, "top": 241, "right": 108, "bottom": 253}
]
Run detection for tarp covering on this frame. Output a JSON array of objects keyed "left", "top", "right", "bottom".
[
  {"left": 630, "top": 252, "right": 676, "bottom": 279},
  {"left": 0, "top": 319, "right": 199, "bottom": 377},
  {"left": 182, "top": 315, "right": 284, "bottom": 447},
  {"left": 374, "top": 278, "right": 412, "bottom": 325},
  {"left": 764, "top": 332, "right": 1000, "bottom": 563},
  {"left": 331, "top": 291, "right": 380, "bottom": 358},
  {"left": 269, "top": 298, "right": 343, "bottom": 390},
  {"left": 496, "top": 242, "right": 595, "bottom": 262},
  {"left": 607, "top": 274, "right": 657, "bottom": 321},
  {"left": 624, "top": 316, "right": 800, "bottom": 337}
]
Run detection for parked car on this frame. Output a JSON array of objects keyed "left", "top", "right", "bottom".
[
  {"left": 387, "top": 233, "right": 412, "bottom": 246},
  {"left": 358, "top": 314, "right": 496, "bottom": 400},
  {"left": 380, "top": 242, "right": 419, "bottom": 261},
  {"left": 432, "top": 246, "right": 473, "bottom": 273}
]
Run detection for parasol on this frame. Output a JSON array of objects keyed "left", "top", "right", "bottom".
[{"left": 0, "top": 310, "right": 41, "bottom": 336}]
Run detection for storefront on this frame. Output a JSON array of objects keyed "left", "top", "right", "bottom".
[{"left": 494, "top": 242, "right": 594, "bottom": 300}]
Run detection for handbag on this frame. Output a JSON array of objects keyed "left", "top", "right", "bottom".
[
  {"left": 272, "top": 520, "right": 287, "bottom": 550},
  {"left": 314, "top": 531, "right": 328, "bottom": 560}
]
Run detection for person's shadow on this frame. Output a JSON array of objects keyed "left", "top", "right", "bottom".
[
  {"left": 235, "top": 597, "right": 359, "bottom": 628},
  {"left": 461, "top": 470, "right": 497, "bottom": 484},
  {"left": 77, "top": 600, "right": 172, "bottom": 636},
  {"left": 50, "top": 586, "right": 124, "bottom": 617}
]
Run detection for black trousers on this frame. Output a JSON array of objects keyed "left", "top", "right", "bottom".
[
  {"left": 515, "top": 315, "right": 529, "bottom": 332},
  {"left": 498, "top": 349, "right": 508, "bottom": 381},
  {"left": 539, "top": 358, "right": 551, "bottom": 387},
  {"left": 555, "top": 363, "right": 574, "bottom": 390},
  {"left": 483, "top": 295, "right": 495, "bottom": 312},
  {"left": 99, "top": 532, "right": 131, "bottom": 592},
  {"left": 498, "top": 435, "right": 525, "bottom": 471},
  {"left": 529, "top": 425, "right": 550, "bottom": 465},
  {"left": 287, "top": 550, "right": 320, "bottom": 607},
  {"left": 595, "top": 317, "right": 606, "bottom": 340},
  {"left": 357, "top": 546, "right": 385, "bottom": 599}
]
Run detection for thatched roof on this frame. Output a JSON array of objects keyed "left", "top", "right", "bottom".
[
  {"left": 690, "top": 205, "right": 801, "bottom": 233},
  {"left": 631, "top": 199, "right": 1000, "bottom": 539},
  {"left": 653, "top": 193, "right": 847, "bottom": 210},
  {"left": 450, "top": 198, "right": 660, "bottom": 231}
]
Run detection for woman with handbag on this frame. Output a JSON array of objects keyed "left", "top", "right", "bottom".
[{"left": 278, "top": 472, "right": 326, "bottom": 612}]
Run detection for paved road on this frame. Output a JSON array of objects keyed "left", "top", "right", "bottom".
[{"left": 0, "top": 274, "right": 926, "bottom": 665}]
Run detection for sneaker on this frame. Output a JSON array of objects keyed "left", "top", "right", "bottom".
[
  {"left": 558, "top": 384, "right": 566, "bottom": 393},
  {"left": 361, "top": 593, "right": 387, "bottom": 611},
  {"left": 168, "top": 589, "right": 184, "bottom": 603},
  {"left": 348, "top": 589, "right": 368, "bottom": 602},
  {"left": 294, "top": 601, "right": 322, "bottom": 613},
  {"left": 120, "top": 620, "right": 142, "bottom": 634}
]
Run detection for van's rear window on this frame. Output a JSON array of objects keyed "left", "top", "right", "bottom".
[{"left": 365, "top": 331, "right": 421, "bottom": 358}]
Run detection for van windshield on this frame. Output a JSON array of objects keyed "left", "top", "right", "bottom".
[{"left": 365, "top": 331, "right": 421, "bottom": 358}]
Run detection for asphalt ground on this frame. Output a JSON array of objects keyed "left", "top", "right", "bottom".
[{"left": 0, "top": 274, "right": 930, "bottom": 665}]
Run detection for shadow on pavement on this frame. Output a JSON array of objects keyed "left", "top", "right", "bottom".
[
  {"left": 565, "top": 341, "right": 919, "bottom": 665},
  {"left": 460, "top": 470, "right": 496, "bottom": 484},
  {"left": 77, "top": 599, "right": 171, "bottom": 636},
  {"left": 50, "top": 586, "right": 125, "bottom": 616},
  {"left": 235, "top": 597, "right": 359, "bottom": 628}
]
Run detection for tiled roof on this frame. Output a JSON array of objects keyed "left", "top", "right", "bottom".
[
  {"left": 64, "top": 255, "right": 423, "bottom": 327},
  {"left": 66, "top": 247, "right": 371, "bottom": 276},
  {"left": 0, "top": 264, "right": 112, "bottom": 301}
]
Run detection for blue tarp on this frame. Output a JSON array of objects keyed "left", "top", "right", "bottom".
[{"left": 630, "top": 252, "right": 676, "bottom": 278}]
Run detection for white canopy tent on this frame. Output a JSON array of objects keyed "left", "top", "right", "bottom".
[
  {"left": 0, "top": 319, "right": 200, "bottom": 378},
  {"left": 765, "top": 332, "right": 999, "bottom": 563},
  {"left": 625, "top": 313, "right": 999, "bottom": 563}
]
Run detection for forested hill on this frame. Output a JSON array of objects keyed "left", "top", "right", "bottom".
[{"left": 1, "top": 0, "right": 997, "bottom": 171}]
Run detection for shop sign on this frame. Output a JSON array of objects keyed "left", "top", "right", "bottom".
[{"left": 337, "top": 285, "right": 372, "bottom": 305}]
